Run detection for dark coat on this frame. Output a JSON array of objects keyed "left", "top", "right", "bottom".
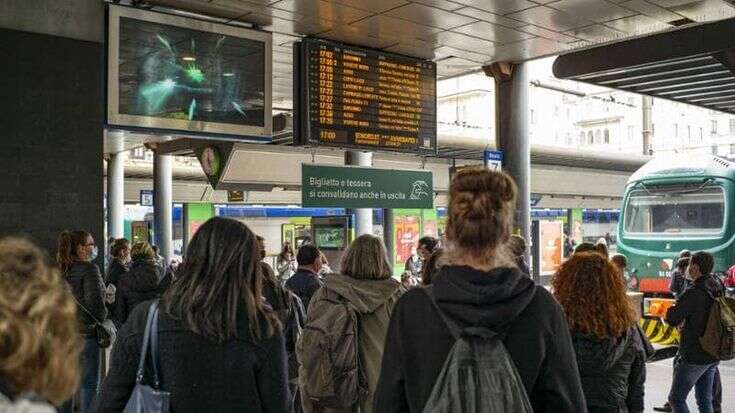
[
  {"left": 572, "top": 327, "right": 647, "bottom": 413},
  {"left": 284, "top": 268, "right": 323, "bottom": 312},
  {"left": 106, "top": 258, "right": 128, "bottom": 288},
  {"left": 113, "top": 260, "right": 161, "bottom": 326},
  {"left": 373, "top": 265, "right": 587, "bottom": 413},
  {"left": 94, "top": 300, "right": 290, "bottom": 413},
  {"left": 65, "top": 262, "right": 107, "bottom": 338},
  {"left": 665, "top": 276, "right": 719, "bottom": 364}
]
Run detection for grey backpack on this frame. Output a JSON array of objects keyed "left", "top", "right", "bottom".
[{"left": 421, "top": 287, "right": 533, "bottom": 413}]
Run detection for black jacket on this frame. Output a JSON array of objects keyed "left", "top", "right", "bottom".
[
  {"left": 665, "top": 276, "right": 719, "bottom": 364},
  {"left": 284, "top": 268, "right": 323, "bottom": 312},
  {"left": 573, "top": 327, "right": 647, "bottom": 413},
  {"left": 65, "top": 262, "right": 107, "bottom": 338},
  {"left": 106, "top": 259, "right": 128, "bottom": 289},
  {"left": 113, "top": 260, "right": 162, "bottom": 326},
  {"left": 94, "top": 300, "right": 290, "bottom": 413},
  {"left": 373, "top": 265, "right": 587, "bottom": 413}
]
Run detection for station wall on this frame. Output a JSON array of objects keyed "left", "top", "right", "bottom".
[{"left": 0, "top": 27, "right": 104, "bottom": 258}]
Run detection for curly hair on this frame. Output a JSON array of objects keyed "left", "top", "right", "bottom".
[
  {"left": 0, "top": 237, "right": 82, "bottom": 405},
  {"left": 552, "top": 252, "right": 636, "bottom": 339}
]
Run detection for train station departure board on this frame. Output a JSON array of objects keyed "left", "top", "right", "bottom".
[{"left": 295, "top": 38, "right": 437, "bottom": 154}]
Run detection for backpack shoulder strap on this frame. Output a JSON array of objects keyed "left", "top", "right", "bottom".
[{"left": 420, "top": 286, "right": 461, "bottom": 340}]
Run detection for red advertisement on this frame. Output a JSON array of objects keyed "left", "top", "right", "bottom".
[
  {"left": 395, "top": 215, "right": 420, "bottom": 265},
  {"left": 540, "top": 220, "right": 563, "bottom": 275}
]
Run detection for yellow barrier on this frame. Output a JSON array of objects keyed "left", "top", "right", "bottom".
[{"left": 639, "top": 318, "right": 679, "bottom": 345}]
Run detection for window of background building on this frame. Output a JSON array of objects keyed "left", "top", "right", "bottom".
[
  {"left": 604, "top": 129, "right": 610, "bottom": 144},
  {"left": 530, "top": 109, "right": 536, "bottom": 124},
  {"left": 713, "top": 144, "right": 719, "bottom": 155},
  {"left": 628, "top": 125, "right": 634, "bottom": 142},
  {"left": 699, "top": 127, "right": 703, "bottom": 142},
  {"left": 579, "top": 132, "right": 585, "bottom": 146},
  {"left": 595, "top": 130, "right": 602, "bottom": 144},
  {"left": 712, "top": 120, "right": 718, "bottom": 135},
  {"left": 675, "top": 123, "right": 678, "bottom": 137},
  {"left": 687, "top": 125, "right": 691, "bottom": 141},
  {"left": 587, "top": 131, "right": 594, "bottom": 145},
  {"left": 131, "top": 147, "right": 146, "bottom": 160},
  {"left": 730, "top": 118, "right": 735, "bottom": 133}
]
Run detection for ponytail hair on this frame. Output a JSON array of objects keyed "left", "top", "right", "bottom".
[{"left": 56, "top": 230, "right": 90, "bottom": 272}]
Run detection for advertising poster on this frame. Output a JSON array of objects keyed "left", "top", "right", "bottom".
[
  {"left": 395, "top": 215, "right": 420, "bottom": 268},
  {"left": 540, "top": 220, "right": 563, "bottom": 275}
]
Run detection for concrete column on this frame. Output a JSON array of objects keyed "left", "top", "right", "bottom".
[
  {"left": 642, "top": 96, "right": 653, "bottom": 155},
  {"left": 485, "top": 62, "right": 531, "bottom": 258},
  {"left": 154, "top": 152, "right": 173, "bottom": 262},
  {"left": 345, "top": 151, "right": 373, "bottom": 237},
  {"left": 107, "top": 151, "right": 125, "bottom": 239},
  {"left": 383, "top": 208, "right": 395, "bottom": 265}
]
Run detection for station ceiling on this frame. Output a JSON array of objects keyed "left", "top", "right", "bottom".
[{"left": 145, "top": 0, "right": 735, "bottom": 106}]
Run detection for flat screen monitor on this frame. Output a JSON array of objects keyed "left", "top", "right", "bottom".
[
  {"left": 314, "top": 226, "right": 347, "bottom": 250},
  {"left": 107, "top": 5, "right": 272, "bottom": 137}
]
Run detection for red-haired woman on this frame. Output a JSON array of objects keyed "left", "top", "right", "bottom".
[{"left": 553, "top": 252, "right": 648, "bottom": 413}]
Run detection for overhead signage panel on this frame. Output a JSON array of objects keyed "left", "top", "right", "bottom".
[
  {"left": 297, "top": 38, "right": 437, "bottom": 154},
  {"left": 302, "top": 165, "right": 433, "bottom": 209}
]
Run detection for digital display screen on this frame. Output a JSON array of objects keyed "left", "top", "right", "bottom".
[
  {"left": 315, "top": 226, "right": 346, "bottom": 250},
  {"left": 112, "top": 10, "right": 269, "bottom": 133},
  {"left": 300, "top": 38, "right": 436, "bottom": 154}
]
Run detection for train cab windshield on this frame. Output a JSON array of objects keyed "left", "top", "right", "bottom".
[{"left": 624, "top": 184, "right": 725, "bottom": 236}]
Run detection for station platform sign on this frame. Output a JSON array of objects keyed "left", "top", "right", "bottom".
[{"left": 302, "top": 164, "right": 433, "bottom": 209}]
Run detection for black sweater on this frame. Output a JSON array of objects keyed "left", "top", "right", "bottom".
[
  {"left": 572, "top": 327, "right": 647, "bottom": 412},
  {"left": 113, "top": 260, "right": 161, "bottom": 326},
  {"left": 665, "top": 276, "right": 718, "bottom": 364},
  {"left": 65, "top": 262, "right": 107, "bottom": 338},
  {"left": 374, "top": 265, "right": 587, "bottom": 413},
  {"left": 95, "top": 300, "right": 290, "bottom": 413}
]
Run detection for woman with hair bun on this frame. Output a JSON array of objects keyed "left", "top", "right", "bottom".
[
  {"left": 0, "top": 237, "right": 82, "bottom": 412},
  {"left": 374, "top": 167, "right": 586, "bottom": 412}
]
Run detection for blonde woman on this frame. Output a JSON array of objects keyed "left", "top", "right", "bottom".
[
  {"left": 0, "top": 237, "right": 82, "bottom": 412},
  {"left": 299, "top": 235, "right": 405, "bottom": 413},
  {"left": 113, "top": 241, "right": 162, "bottom": 326}
]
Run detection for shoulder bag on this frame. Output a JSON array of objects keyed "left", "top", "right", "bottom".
[
  {"left": 71, "top": 294, "right": 117, "bottom": 348},
  {"left": 124, "top": 301, "right": 171, "bottom": 413}
]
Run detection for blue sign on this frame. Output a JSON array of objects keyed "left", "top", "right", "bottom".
[
  {"left": 483, "top": 150, "right": 503, "bottom": 171},
  {"left": 140, "top": 190, "right": 154, "bottom": 207}
]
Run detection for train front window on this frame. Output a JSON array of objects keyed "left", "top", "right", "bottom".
[{"left": 624, "top": 186, "right": 725, "bottom": 235}]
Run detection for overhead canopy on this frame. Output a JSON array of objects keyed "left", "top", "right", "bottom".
[
  {"left": 553, "top": 17, "right": 735, "bottom": 115},
  {"left": 144, "top": 0, "right": 735, "bottom": 107}
]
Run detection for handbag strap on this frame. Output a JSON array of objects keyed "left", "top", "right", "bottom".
[
  {"left": 150, "top": 302, "right": 162, "bottom": 389},
  {"left": 70, "top": 291, "right": 101, "bottom": 325},
  {"left": 136, "top": 301, "right": 160, "bottom": 386}
]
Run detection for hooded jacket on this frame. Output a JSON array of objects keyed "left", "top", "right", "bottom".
[
  {"left": 373, "top": 265, "right": 587, "bottom": 413},
  {"left": 572, "top": 327, "right": 647, "bottom": 412},
  {"left": 65, "top": 262, "right": 107, "bottom": 338},
  {"left": 300, "top": 273, "right": 404, "bottom": 413},
  {"left": 113, "top": 260, "right": 161, "bottom": 326}
]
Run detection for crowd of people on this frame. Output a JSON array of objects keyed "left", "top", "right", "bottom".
[{"left": 0, "top": 166, "right": 729, "bottom": 412}]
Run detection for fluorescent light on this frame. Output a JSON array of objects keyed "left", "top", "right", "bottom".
[
  {"left": 182, "top": 56, "right": 196, "bottom": 61},
  {"left": 223, "top": 72, "right": 235, "bottom": 77}
]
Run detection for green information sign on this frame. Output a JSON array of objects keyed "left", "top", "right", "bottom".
[{"left": 302, "top": 165, "right": 433, "bottom": 209}]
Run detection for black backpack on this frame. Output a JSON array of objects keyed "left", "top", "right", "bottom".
[{"left": 421, "top": 287, "right": 533, "bottom": 413}]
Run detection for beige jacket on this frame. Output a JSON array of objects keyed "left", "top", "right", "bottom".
[{"left": 300, "top": 274, "right": 405, "bottom": 413}]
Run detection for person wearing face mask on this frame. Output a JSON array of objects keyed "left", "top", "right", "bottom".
[{"left": 56, "top": 230, "right": 107, "bottom": 413}]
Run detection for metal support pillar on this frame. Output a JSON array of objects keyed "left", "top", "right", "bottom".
[
  {"left": 383, "top": 208, "right": 395, "bottom": 264},
  {"left": 484, "top": 62, "right": 531, "bottom": 260},
  {"left": 642, "top": 96, "right": 653, "bottom": 155},
  {"left": 154, "top": 152, "right": 173, "bottom": 262},
  {"left": 345, "top": 151, "right": 373, "bottom": 237},
  {"left": 106, "top": 151, "right": 125, "bottom": 239}
]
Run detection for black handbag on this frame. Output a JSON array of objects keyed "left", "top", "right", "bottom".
[
  {"left": 124, "top": 301, "right": 171, "bottom": 413},
  {"left": 71, "top": 294, "right": 117, "bottom": 348}
]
